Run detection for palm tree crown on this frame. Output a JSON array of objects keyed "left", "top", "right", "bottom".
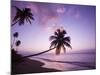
[
  {"left": 17, "top": 28, "right": 72, "bottom": 58},
  {"left": 13, "top": 32, "right": 18, "bottom": 38},
  {"left": 12, "top": 6, "right": 34, "bottom": 26},
  {"left": 49, "top": 28, "right": 72, "bottom": 55},
  {"left": 16, "top": 40, "right": 21, "bottom": 47}
]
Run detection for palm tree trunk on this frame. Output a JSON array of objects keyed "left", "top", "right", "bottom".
[
  {"left": 11, "top": 37, "right": 15, "bottom": 49},
  {"left": 16, "top": 46, "right": 18, "bottom": 52},
  {"left": 22, "top": 47, "right": 56, "bottom": 58},
  {"left": 11, "top": 20, "right": 19, "bottom": 27}
]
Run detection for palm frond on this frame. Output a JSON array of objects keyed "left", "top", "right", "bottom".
[
  {"left": 64, "top": 41, "right": 72, "bottom": 49},
  {"left": 54, "top": 31, "right": 59, "bottom": 36},
  {"left": 28, "top": 15, "right": 34, "bottom": 20},
  {"left": 49, "top": 35, "right": 57, "bottom": 41},
  {"left": 63, "top": 36, "right": 71, "bottom": 43},
  {"left": 50, "top": 40, "right": 57, "bottom": 48},
  {"left": 62, "top": 44, "right": 66, "bottom": 53},
  {"left": 13, "top": 6, "right": 22, "bottom": 22},
  {"left": 26, "top": 17, "right": 32, "bottom": 24},
  {"left": 57, "top": 29, "right": 61, "bottom": 33},
  {"left": 62, "top": 30, "right": 67, "bottom": 34}
]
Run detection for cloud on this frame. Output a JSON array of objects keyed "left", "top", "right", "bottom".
[
  {"left": 26, "top": 3, "right": 80, "bottom": 33},
  {"left": 66, "top": 6, "right": 81, "bottom": 19},
  {"left": 27, "top": 3, "right": 59, "bottom": 27},
  {"left": 45, "top": 23, "right": 66, "bottom": 33},
  {"left": 56, "top": 6, "right": 66, "bottom": 14}
]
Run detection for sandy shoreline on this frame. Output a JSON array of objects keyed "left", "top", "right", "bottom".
[
  {"left": 11, "top": 52, "right": 96, "bottom": 75},
  {"left": 12, "top": 58, "right": 60, "bottom": 74}
]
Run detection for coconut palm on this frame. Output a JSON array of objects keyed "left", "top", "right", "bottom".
[
  {"left": 11, "top": 32, "right": 19, "bottom": 48},
  {"left": 22, "top": 28, "right": 72, "bottom": 58},
  {"left": 13, "top": 32, "right": 18, "bottom": 38},
  {"left": 15, "top": 40, "right": 21, "bottom": 51},
  {"left": 12, "top": 6, "right": 34, "bottom": 27},
  {"left": 49, "top": 29, "right": 72, "bottom": 55}
]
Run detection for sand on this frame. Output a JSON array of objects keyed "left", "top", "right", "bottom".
[{"left": 11, "top": 58, "right": 60, "bottom": 74}]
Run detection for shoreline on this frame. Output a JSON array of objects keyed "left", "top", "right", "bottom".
[
  {"left": 12, "top": 58, "right": 60, "bottom": 74},
  {"left": 11, "top": 52, "right": 95, "bottom": 74}
]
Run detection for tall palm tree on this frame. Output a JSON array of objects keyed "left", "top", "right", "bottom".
[
  {"left": 11, "top": 32, "right": 19, "bottom": 48},
  {"left": 22, "top": 28, "right": 72, "bottom": 58},
  {"left": 12, "top": 6, "right": 34, "bottom": 27}
]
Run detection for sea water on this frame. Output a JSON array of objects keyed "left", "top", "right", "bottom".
[{"left": 29, "top": 52, "right": 96, "bottom": 71}]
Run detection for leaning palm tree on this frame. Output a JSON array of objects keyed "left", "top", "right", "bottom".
[
  {"left": 12, "top": 6, "right": 34, "bottom": 27},
  {"left": 22, "top": 28, "right": 72, "bottom": 58}
]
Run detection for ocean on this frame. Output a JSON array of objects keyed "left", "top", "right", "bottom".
[{"left": 28, "top": 52, "right": 96, "bottom": 71}]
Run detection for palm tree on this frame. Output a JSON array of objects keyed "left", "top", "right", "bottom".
[
  {"left": 13, "top": 32, "right": 18, "bottom": 37},
  {"left": 49, "top": 29, "right": 72, "bottom": 55},
  {"left": 15, "top": 40, "right": 21, "bottom": 52},
  {"left": 11, "top": 32, "right": 19, "bottom": 48},
  {"left": 12, "top": 6, "right": 34, "bottom": 27},
  {"left": 22, "top": 28, "right": 72, "bottom": 58}
]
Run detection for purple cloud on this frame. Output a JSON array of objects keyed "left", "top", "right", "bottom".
[{"left": 66, "top": 6, "right": 81, "bottom": 19}]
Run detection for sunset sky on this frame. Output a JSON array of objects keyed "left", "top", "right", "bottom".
[{"left": 11, "top": 1, "right": 96, "bottom": 53}]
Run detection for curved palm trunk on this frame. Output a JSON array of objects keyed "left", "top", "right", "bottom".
[
  {"left": 22, "top": 47, "right": 56, "bottom": 58},
  {"left": 11, "top": 20, "right": 19, "bottom": 27}
]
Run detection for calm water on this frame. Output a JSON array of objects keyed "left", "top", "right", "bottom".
[{"left": 29, "top": 53, "right": 96, "bottom": 71}]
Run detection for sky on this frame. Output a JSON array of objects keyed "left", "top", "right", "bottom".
[{"left": 11, "top": 1, "right": 96, "bottom": 53}]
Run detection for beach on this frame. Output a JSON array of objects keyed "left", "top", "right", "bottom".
[
  {"left": 12, "top": 58, "right": 60, "bottom": 74},
  {"left": 12, "top": 52, "right": 96, "bottom": 74}
]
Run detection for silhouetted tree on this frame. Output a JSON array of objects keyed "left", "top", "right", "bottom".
[
  {"left": 15, "top": 40, "right": 21, "bottom": 51},
  {"left": 13, "top": 32, "right": 18, "bottom": 37},
  {"left": 11, "top": 32, "right": 19, "bottom": 48},
  {"left": 22, "top": 28, "right": 72, "bottom": 58},
  {"left": 11, "top": 34, "right": 22, "bottom": 63},
  {"left": 12, "top": 6, "right": 34, "bottom": 27},
  {"left": 49, "top": 29, "right": 72, "bottom": 55}
]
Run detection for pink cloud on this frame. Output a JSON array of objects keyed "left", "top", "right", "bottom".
[
  {"left": 45, "top": 23, "right": 66, "bottom": 33},
  {"left": 26, "top": 3, "right": 76, "bottom": 33},
  {"left": 27, "top": 3, "right": 59, "bottom": 27},
  {"left": 56, "top": 7, "right": 66, "bottom": 14}
]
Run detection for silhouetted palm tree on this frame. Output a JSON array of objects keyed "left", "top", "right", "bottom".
[
  {"left": 49, "top": 29, "right": 72, "bottom": 55},
  {"left": 11, "top": 32, "right": 19, "bottom": 48},
  {"left": 12, "top": 6, "right": 34, "bottom": 27},
  {"left": 15, "top": 40, "right": 21, "bottom": 51},
  {"left": 13, "top": 32, "right": 18, "bottom": 38},
  {"left": 22, "top": 28, "right": 72, "bottom": 58}
]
